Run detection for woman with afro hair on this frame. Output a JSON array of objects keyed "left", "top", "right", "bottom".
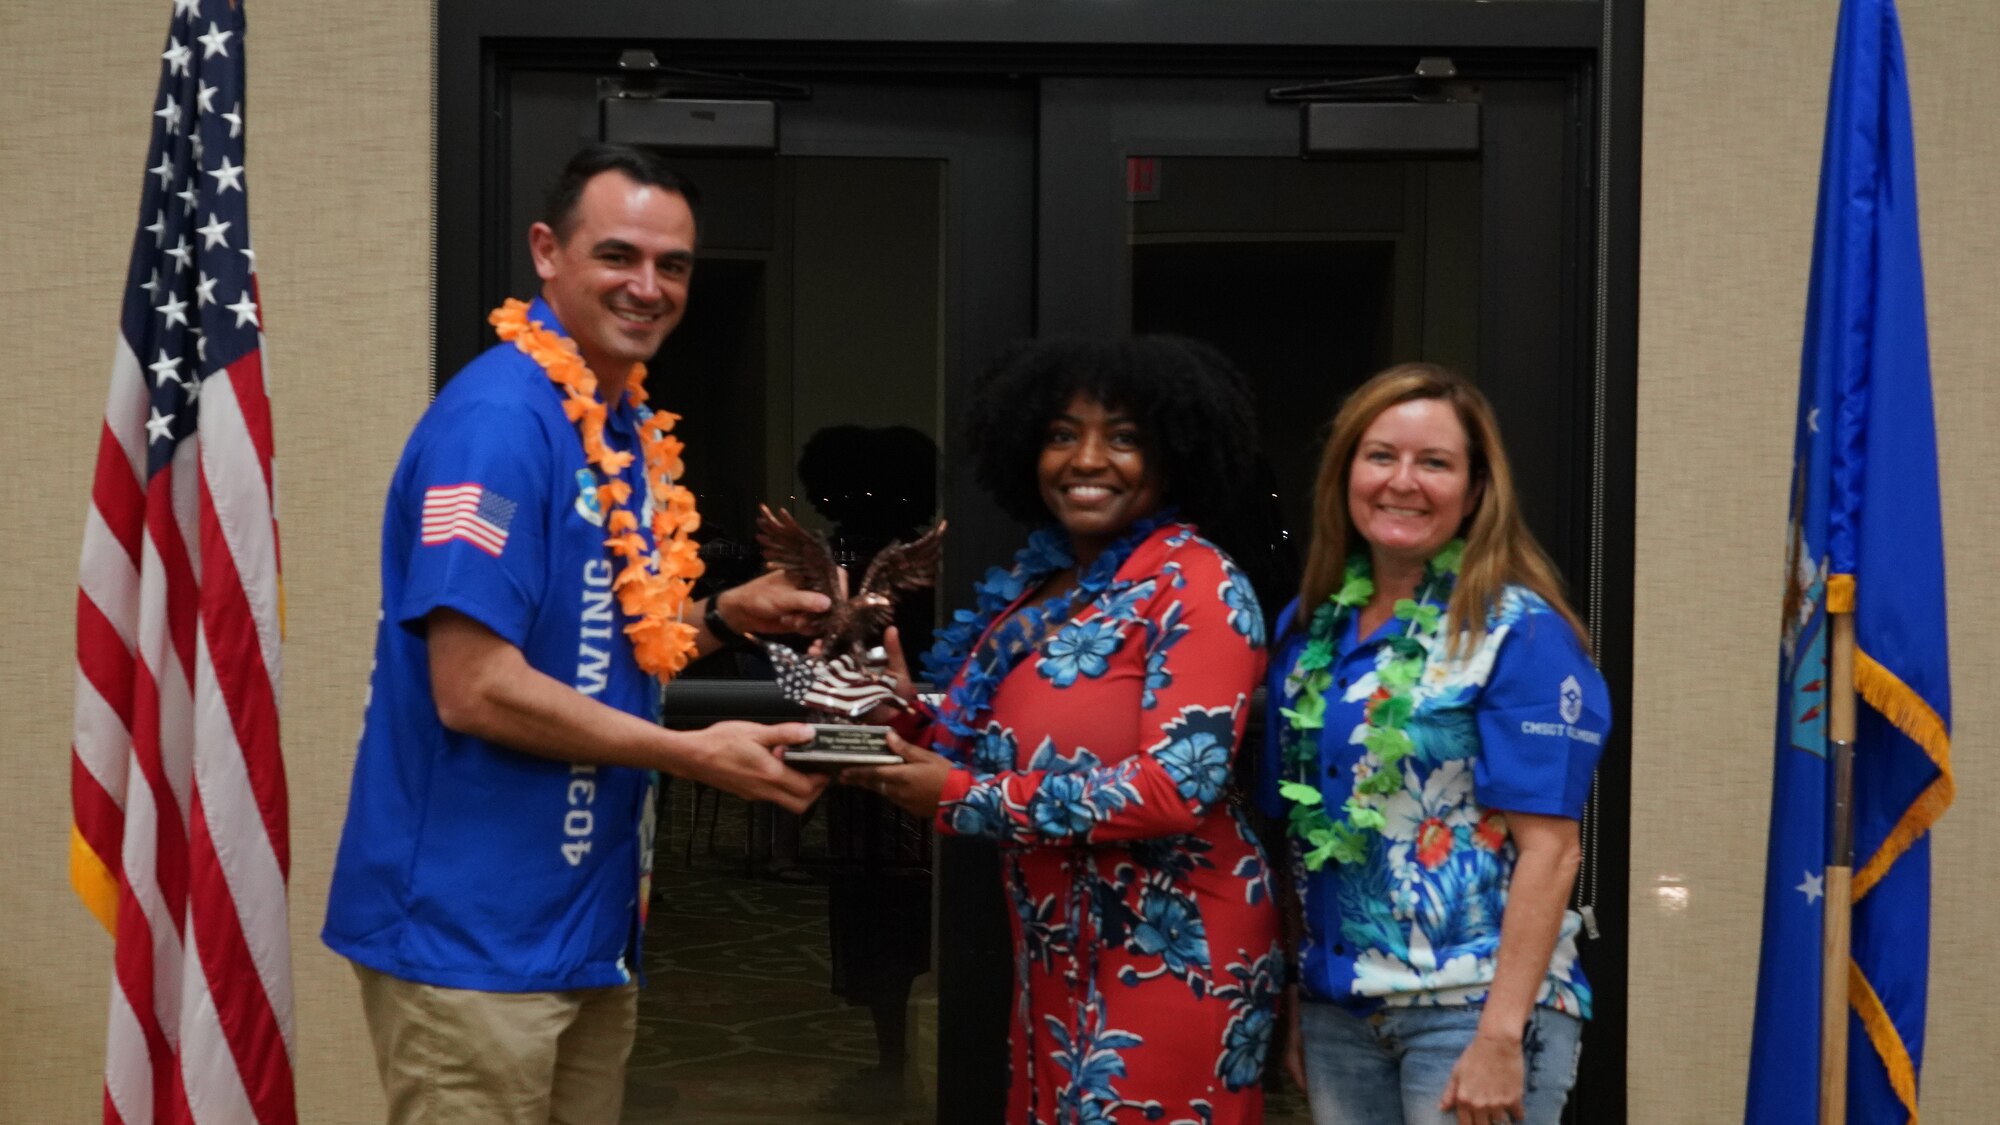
[{"left": 844, "top": 336, "right": 1284, "bottom": 1123}]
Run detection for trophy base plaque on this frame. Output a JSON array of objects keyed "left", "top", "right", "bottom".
[{"left": 786, "top": 724, "right": 900, "bottom": 769}]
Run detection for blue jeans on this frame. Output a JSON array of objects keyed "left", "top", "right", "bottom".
[{"left": 1298, "top": 1002, "right": 1582, "bottom": 1125}]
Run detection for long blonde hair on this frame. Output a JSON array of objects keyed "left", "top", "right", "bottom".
[{"left": 1296, "top": 362, "right": 1588, "bottom": 650}]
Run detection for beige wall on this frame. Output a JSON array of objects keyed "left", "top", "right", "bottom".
[
  {"left": 0, "top": 2, "right": 430, "bottom": 1121},
  {"left": 4, "top": 1, "right": 1996, "bottom": 1121},
  {"left": 1634, "top": 0, "right": 2000, "bottom": 1120}
]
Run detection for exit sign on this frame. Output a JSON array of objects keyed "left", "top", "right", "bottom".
[{"left": 1126, "top": 156, "right": 1160, "bottom": 201}]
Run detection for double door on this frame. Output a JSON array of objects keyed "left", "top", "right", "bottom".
[{"left": 486, "top": 65, "right": 1612, "bottom": 1124}]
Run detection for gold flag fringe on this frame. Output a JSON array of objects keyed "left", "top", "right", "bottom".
[
  {"left": 1850, "top": 646, "right": 1955, "bottom": 899},
  {"left": 70, "top": 825, "right": 118, "bottom": 935},
  {"left": 1849, "top": 956, "right": 1919, "bottom": 1124},
  {"left": 1824, "top": 573, "right": 1951, "bottom": 1117}
]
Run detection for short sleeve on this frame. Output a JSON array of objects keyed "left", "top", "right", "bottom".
[
  {"left": 393, "top": 398, "right": 554, "bottom": 648},
  {"left": 1472, "top": 609, "right": 1610, "bottom": 818},
  {"left": 1255, "top": 598, "right": 1305, "bottom": 820}
]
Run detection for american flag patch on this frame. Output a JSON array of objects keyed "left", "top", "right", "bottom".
[{"left": 421, "top": 483, "right": 518, "bottom": 556}]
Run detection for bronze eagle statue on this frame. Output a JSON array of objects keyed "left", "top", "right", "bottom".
[{"left": 754, "top": 504, "right": 946, "bottom": 719}]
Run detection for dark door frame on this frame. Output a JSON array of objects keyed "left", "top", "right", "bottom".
[{"left": 433, "top": 4, "right": 1642, "bottom": 1120}]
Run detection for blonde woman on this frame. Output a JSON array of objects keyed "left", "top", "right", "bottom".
[{"left": 1260, "top": 363, "right": 1609, "bottom": 1125}]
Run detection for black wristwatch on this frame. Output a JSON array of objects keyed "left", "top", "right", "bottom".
[{"left": 703, "top": 592, "right": 755, "bottom": 650}]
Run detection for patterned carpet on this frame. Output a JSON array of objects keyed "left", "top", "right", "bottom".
[
  {"left": 624, "top": 787, "right": 1307, "bottom": 1124},
  {"left": 624, "top": 792, "right": 936, "bottom": 1124}
]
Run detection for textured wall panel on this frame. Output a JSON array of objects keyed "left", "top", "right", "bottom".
[
  {"left": 0, "top": 2, "right": 431, "bottom": 1121},
  {"left": 1634, "top": 1, "right": 2000, "bottom": 1120},
  {"left": 6, "top": 2, "right": 1995, "bottom": 1121}
]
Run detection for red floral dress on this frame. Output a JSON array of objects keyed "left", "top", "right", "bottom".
[{"left": 900, "top": 522, "right": 1281, "bottom": 1125}]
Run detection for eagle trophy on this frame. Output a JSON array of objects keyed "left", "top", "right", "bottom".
[{"left": 754, "top": 503, "right": 946, "bottom": 720}]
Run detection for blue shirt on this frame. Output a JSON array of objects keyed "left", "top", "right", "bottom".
[
  {"left": 1258, "top": 583, "right": 1610, "bottom": 1017},
  {"left": 323, "top": 298, "right": 661, "bottom": 992}
]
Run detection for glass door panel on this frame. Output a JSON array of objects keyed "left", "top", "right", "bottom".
[
  {"left": 1039, "top": 76, "right": 1584, "bottom": 584},
  {"left": 1129, "top": 215, "right": 1395, "bottom": 1120},
  {"left": 637, "top": 154, "right": 947, "bottom": 1125},
  {"left": 654, "top": 155, "right": 945, "bottom": 636},
  {"left": 504, "top": 75, "right": 1034, "bottom": 1124},
  {"left": 1129, "top": 154, "right": 1481, "bottom": 553},
  {"left": 1034, "top": 75, "right": 1596, "bottom": 1125},
  {"left": 495, "top": 64, "right": 1599, "bottom": 1125}
]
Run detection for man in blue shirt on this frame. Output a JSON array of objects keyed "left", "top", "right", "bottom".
[{"left": 324, "top": 144, "right": 830, "bottom": 1125}]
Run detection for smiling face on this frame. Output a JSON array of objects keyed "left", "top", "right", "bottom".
[
  {"left": 1346, "top": 396, "right": 1482, "bottom": 570},
  {"left": 1037, "top": 393, "right": 1164, "bottom": 561},
  {"left": 528, "top": 170, "right": 696, "bottom": 381}
]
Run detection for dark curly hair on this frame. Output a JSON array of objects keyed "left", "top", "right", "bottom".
[{"left": 964, "top": 335, "right": 1259, "bottom": 536}]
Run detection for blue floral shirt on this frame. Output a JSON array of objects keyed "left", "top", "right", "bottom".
[{"left": 1258, "top": 584, "right": 1610, "bottom": 1017}]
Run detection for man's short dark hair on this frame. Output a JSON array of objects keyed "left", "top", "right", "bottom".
[{"left": 542, "top": 143, "right": 701, "bottom": 242}]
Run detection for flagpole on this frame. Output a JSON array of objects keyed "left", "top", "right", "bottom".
[{"left": 1819, "top": 607, "right": 1856, "bottom": 1125}]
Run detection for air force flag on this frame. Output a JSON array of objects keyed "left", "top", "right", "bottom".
[{"left": 1745, "top": 2, "right": 1954, "bottom": 1123}]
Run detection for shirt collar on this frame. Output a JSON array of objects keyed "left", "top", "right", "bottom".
[
  {"left": 1341, "top": 566, "right": 1457, "bottom": 657},
  {"left": 523, "top": 296, "right": 639, "bottom": 436},
  {"left": 527, "top": 295, "right": 567, "bottom": 338}
]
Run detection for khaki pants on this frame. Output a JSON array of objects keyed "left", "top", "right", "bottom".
[{"left": 354, "top": 962, "right": 638, "bottom": 1125}]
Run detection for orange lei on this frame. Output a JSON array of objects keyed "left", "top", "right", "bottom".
[{"left": 489, "top": 298, "right": 704, "bottom": 679}]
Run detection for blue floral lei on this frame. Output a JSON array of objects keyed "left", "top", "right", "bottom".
[{"left": 923, "top": 512, "right": 1175, "bottom": 739}]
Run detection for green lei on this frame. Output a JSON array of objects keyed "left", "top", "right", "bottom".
[{"left": 1278, "top": 540, "right": 1464, "bottom": 870}]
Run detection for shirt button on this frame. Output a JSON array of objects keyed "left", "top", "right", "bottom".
[
  {"left": 1337, "top": 676, "right": 1349, "bottom": 689},
  {"left": 1334, "top": 944, "right": 1347, "bottom": 955}
]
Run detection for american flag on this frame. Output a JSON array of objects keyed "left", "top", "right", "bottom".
[
  {"left": 421, "top": 482, "right": 518, "bottom": 556},
  {"left": 70, "top": 1, "right": 295, "bottom": 1122},
  {"left": 766, "top": 644, "right": 906, "bottom": 720}
]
